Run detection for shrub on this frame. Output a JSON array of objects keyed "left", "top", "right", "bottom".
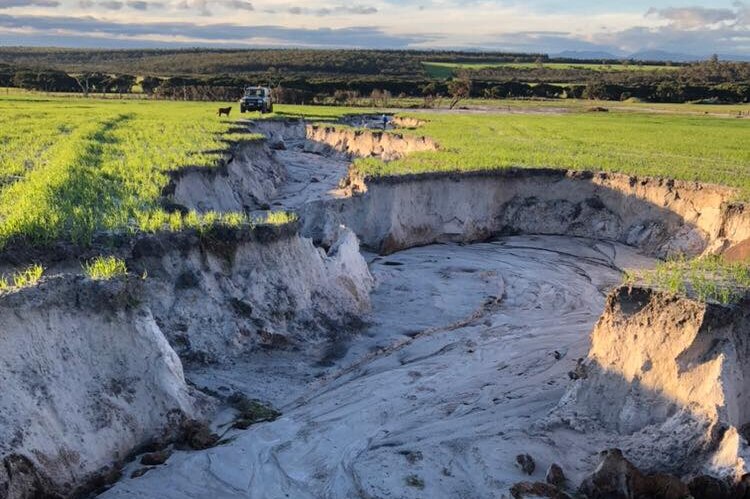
[
  {"left": 582, "top": 80, "right": 608, "bottom": 99},
  {"left": 447, "top": 78, "right": 472, "bottom": 109}
]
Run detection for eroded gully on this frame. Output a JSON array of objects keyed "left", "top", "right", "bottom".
[{"left": 101, "top": 120, "right": 657, "bottom": 498}]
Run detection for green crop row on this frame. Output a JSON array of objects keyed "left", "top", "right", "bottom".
[{"left": 0, "top": 95, "right": 255, "bottom": 247}]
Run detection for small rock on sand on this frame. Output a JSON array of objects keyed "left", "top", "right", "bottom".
[
  {"left": 179, "top": 420, "right": 219, "bottom": 450},
  {"left": 579, "top": 449, "right": 690, "bottom": 499},
  {"left": 140, "top": 449, "right": 172, "bottom": 466},
  {"left": 568, "top": 358, "right": 587, "bottom": 380},
  {"left": 516, "top": 454, "right": 536, "bottom": 475},
  {"left": 269, "top": 134, "right": 286, "bottom": 150},
  {"left": 545, "top": 463, "right": 565, "bottom": 487}
]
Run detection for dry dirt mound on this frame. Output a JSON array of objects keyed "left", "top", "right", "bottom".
[
  {"left": 724, "top": 237, "right": 750, "bottom": 262},
  {"left": 555, "top": 286, "right": 750, "bottom": 480},
  {"left": 392, "top": 116, "right": 427, "bottom": 128}
]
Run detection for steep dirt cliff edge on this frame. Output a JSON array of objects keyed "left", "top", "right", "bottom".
[
  {"left": 555, "top": 286, "right": 750, "bottom": 481},
  {"left": 300, "top": 123, "right": 750, "bottom": 260},
  {"left": 0, "top": 225, "right": 372, "bottom": 497}
]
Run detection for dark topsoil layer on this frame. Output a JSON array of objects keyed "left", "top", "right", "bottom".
[{"left": 0, "top": 221, "right": 299, "bottom": 271}]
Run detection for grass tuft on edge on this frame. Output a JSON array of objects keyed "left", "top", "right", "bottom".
[
  {"left": 623, "top": 255, "right": 750, "bottom": 305},
  {"left": 264, "top": 211, "right": 298, "bottom": 225},
  {"left": 83, "top": 256, "right": 128, "bottom": 280},
  {"left": 0, "top": 264, "right": 44, "bottom": 290}
]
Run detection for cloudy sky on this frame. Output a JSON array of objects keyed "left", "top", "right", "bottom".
[{"left": 0, "top": 0, "right": 749, "bottom": 57}]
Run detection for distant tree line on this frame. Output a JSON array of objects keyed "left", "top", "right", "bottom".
[
  {"left": 0, "top": 67, "right": 137, "bottom": 94},
  {"left": 475, "top": 80, "right": 750, "bottom": 103},
  {"left": 460, "top": 58, "right": 750, "bottom": 103},
  {"left": 0, "top": 48, "right": 541, "bottom": 77},
  {"left": 1, "top": 52, "right": 748, "bottom": 104},
  {"left": 460, "top": 55, "right": 747, "bottom": 86}
]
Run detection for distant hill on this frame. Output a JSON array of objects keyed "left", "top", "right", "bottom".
[
  {"left": 628, "top": 50, "right": 701, "bottom": 63},
  {"left": 559, "top": 49, "right": 750, "bottom": 64},
  {"left": 555, "top": 50, "right": 622, "bottom": 61}
]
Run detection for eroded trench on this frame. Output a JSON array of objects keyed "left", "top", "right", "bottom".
[{"left": 2, "top": 116, "right": 750, "bottom": 499}]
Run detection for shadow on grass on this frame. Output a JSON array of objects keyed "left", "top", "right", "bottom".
[{"left": 49, "top": 113, "right": 137, "bottom": 243}]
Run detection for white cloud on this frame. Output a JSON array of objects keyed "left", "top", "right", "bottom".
[
  {"left": 0, "top": 0, "right": 59, "bottom": 7},
  {"left": 0, "top": 0, "right": 749, "bottom": 57},
  {"left": 646, "top": 6, "right": 737, "bottom": 29}
]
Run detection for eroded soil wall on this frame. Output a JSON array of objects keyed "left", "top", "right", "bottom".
[
  {"left": 133, "top": 225, "right": 372, "bottom": 362},
  {"left": 3, "top": 117, "right": 749, "bottom": 497},
  {"left": 304, "top": 124, "right": 438, "bottom": 161},
  {"left": 555, "top": 286, "right": 750, "bottom": 480},
  {"left": 299, "top": 121, "right": 750, "bottom": 259},
  {"left": 0, "top": 226, "right": 372, "bottom": 498},
  {"left": 302, "top": 169, "right": 749, "bottom": 258},
  {"left": 0, "top": 277, "right": 200, "bottom": 497},
  {"left": 169, "top": 141, "right": 285, "bottom": 213}
]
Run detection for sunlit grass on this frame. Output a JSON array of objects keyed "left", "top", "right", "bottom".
[
  {"left": 624, "top": 255, "right": 750, "bottom": 305},
  {"left": 347, "top": 111, "right": 750, "bottom": 199},
  {"left": 136, "top": 210, "right": 253, "bottom": 234},
  {"left": 269, "top": 105, "right": 750, "bottom": 196},
  {"left": 0, "top": 94, "right": 247, "bottom": 248},
  {"left": 0, "top": 263, "right": 44, "bottom": 290},
  {"left": 83, "top": 256, "right": 128, "bottom": 280},
  {"left": 0, "top": 96, "right": 351, "bottom": 249},
  {"left": 135, "top": 209, "right": 297, "bottom": 233},
  {"left": 264, "top": 211, "right": 298, "bottom": 225},
  {"left": 3, "top": 93, "right": 749, "bottom": 250}
]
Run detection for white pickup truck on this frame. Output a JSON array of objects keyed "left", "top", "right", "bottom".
[{"left": 239, "top": 86, "right": 274, "bottom": 114}]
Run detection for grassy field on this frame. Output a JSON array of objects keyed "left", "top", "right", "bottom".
[
  {"left": 422, "top": 61, "right": 679, "bottom": 78},
  {"left": 271, "top": 101, "right": 750, "bottom": 196},
  {"left": 287, "top": 94, "right": 750, "bottom": 119},
  {"left": 0, "top": 91, "right": 265, "bottom": 248},
  {"left": 452, "top": 98, "right": 750, "bottom": 116},
  {"left": 1, "top": 92, "right": 749, "bottom": 250},
  {"left": 350, "top": 110, "right": 750, "bottom": 198}
]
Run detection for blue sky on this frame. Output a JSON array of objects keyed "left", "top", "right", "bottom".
[{"left": 0, "top": 0, "right": 748, "bottom": 57}]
